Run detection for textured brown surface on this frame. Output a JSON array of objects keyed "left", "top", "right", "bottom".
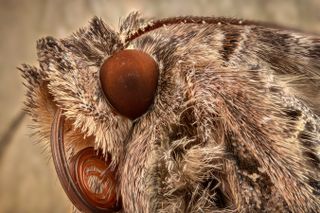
[{"left": 0, "top": 0, "right": 319, "bottom": 212}]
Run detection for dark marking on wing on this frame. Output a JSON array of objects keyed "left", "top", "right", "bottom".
[
  {"left": 309, "top": 178, "right": 320, "bottom": 196},
  {"left": 284, "top": 108, "right": 302, "bottom": 121},
  {"left": 298, "top": 122, "right": 320, "bottom": 169},
  {"left": 258, "top": 29, "right": 292, "bottom": 50},
  {"left": 254, "top": 29, "right": 302, "bottom": 75},
  {"left": 220, "top": 27, "right": 242, "bottom": 62},
  {"left": 309, "top": 39, "right": 320, "bottom": 59}
]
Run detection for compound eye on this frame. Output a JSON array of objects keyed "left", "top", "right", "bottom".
[{"left": 100, "top": 49, "right": 159, "bottom": 120}]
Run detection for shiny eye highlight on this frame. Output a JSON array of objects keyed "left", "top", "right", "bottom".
[{"left": 99, "top": 49, "right": 159, "bottom": 120}]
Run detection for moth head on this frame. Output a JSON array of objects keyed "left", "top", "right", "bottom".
[
  {"left": 20, "top": 13, "right": 232, "bottom": 212},
  {"left": 21, "top": 11, "right": 174, "bottom": 211},
  {"left": 21, "top": 11, "right": 320, "bottom": 213}
]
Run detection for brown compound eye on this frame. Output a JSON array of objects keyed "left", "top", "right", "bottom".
[{"left": 100, "top": 49, "right": 159, "bottom": 120}]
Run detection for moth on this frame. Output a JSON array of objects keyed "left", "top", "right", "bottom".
[{"left": 21, "top": 12, "right": 320, "bottom": 212}]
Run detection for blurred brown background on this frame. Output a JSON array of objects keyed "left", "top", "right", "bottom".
[{"left": 0, "top": 0, "right": 319, "bottom": 212}]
